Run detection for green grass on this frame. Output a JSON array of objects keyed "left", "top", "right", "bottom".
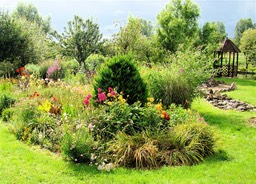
[
  {"left": 218, "top": 77, "right": 256, "bottom": 105},
  {"left": 1, "top": 78, "right": 256, "bottom": 183}
]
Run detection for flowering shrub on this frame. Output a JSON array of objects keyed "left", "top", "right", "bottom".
[
  {"left": 47, "top": 60, "right": 64, "bottom": 80},
  {"left": 16, "top": 67, "right": 31, "bottom": 90},
  {"left": 84, "top": 88, "right": 170, "bottom": 142}
]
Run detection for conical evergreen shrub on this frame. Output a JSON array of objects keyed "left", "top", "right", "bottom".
[{"left": 93, "top": 55, "right": 148, "bottom": 105}]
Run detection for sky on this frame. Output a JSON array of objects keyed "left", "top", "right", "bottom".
[{"left": 0, "top": 0, "right": 255, "bottom": 38}]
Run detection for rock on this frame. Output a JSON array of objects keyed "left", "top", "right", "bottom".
[
  {"left": 247, "top": 104, "right": 255, "bottom": 110},
  {"left": 229, "top": 82, "right": 236, "bottom": 91},
  {"left": 237, "top": 105, "right": 246, "bottom": 111}
]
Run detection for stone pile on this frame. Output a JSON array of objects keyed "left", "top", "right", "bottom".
[
  {"left": 206, "top": 93, "right": 256, "bottom": 112},
  {"left": 201, "top": 78, "right": 256, "bottom": 112}
]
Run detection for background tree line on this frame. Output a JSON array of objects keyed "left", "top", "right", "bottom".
[{"left": 0, "top": 0, "right": 255, "bottom": 77}]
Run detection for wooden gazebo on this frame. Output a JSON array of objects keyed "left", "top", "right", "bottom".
[{"left": 213, "top": 38, "right": 241, "bottom": 77}]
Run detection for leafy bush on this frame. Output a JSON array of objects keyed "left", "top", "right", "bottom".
[
  {"left": 94, "top": 55, "right": 148, "bottom": 105},
  {"left": 85, "top": 54, "right": 106, "bottom": 72},
  {"left": 0, "top": 94, "right": 15, "bottom": 115},
  {"left": 1, "top": 108, "right": 14, "bottom": 122},
  {"left": 39, "top": 60, "right": 53, "bottom": 79},
  {"left": 144, "top": 48, "right": 212, "bottom": 108},
  {"left": 62, "top": 59, "right": 80, "bottom": 75},
  {"left": 25, "top": 64, "right": 40, "bottom": 78},
  {"left": 62, "top": 126, "right": 95, "bottom": 163},
  {"left": 86, "top": 91, "right": 169, "bottom": 142}
]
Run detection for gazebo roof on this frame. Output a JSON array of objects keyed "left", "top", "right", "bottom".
[{"left": 217, "top": 38, "right": 241, "bottom": 53}]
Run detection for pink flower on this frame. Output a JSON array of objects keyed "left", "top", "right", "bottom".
[
  {"left": 83, "top": 99, "right": 90, "bottom": 106},
  {"left": 108, "top": 87, "right": 113, "bottom": 92},
  {"left": 98, "top": 93, "right": 106, "bottom": 102},
  {"left": 98, "top": 88, "right": 102, "bottom": 93},
  {"left": 110, "top": 91, "right": 116, "bottom": 96},
  {"left": 86, "top": 94, "right": 92, "bottom": 100}
]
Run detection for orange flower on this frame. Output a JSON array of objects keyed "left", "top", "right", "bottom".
[{"left": 162, "top": 111, "right": 170, "bottom": 120}]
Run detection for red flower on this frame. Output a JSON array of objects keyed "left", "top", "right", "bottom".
[
  {"left": 98, "top": 88, "right": 102, "bottom": 93},
  {"left": 21, "top": 72, "right": 25, "bottom": 76},
  {"left": 20, "top": 67, "right": 25, "bottom": 71},
  {"left": 16, "top": 69, "right": 20, "bottom": 73},
  {"left": 162, "top": 111, "right": 170, "bottom": 120},
  {"left": 52, "top": 97, "right": 57, "bottom": 102},
  {"left": 98, "top": 93, "right": 106, "bottom": 102}
]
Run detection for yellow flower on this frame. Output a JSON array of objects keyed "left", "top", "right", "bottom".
[
  {"left": 121, "top": 99, "right": 126, "bottom": 103},
  {"left": 107, "top": 93, "right": 111, "bottom": 97},
  {"left": 107, "top": 102, "right": 112, "bottom": 106},
  {"left": 147, "top": 102, "right": 151, "bottom": 107},
  {"left": 147, "top": 97, "right": 154, "bottom": 103},
  {"left": 118, "top": 95, "right": 123, "bottom": 101},
  {"left": 155, "top": 104, "right": 162, "bottom": 111}
]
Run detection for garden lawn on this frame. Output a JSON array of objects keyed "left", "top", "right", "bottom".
[
  {"left": 0, "top": 78, "right": 256, "bottom": 184},
  {"left": 219, "top": 77, "right": 256, "bottom": 105}
]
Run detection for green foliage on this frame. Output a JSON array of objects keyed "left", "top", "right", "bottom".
[
  {"left": 25, "top": 64, "right": 40, "bottom": 78},
  {"left": 46, "top": 60, "right": 65, "bottom": 80},
  {"left": 199, "top": 21, "right": 227, "bottom": 53},
  {"left": 39, "top": 60, "right": 53, "bottom": 79},
  {"left": 85, "top": 54, "right": 106, "bottom": 72},
  {"left": 0, "top": 94, "right": 15, "bottom": 115},
  {"left": 145, "top": 48, "right": 212, "bottom": 107},
  {"left": 0, "top": 11, "right": 49, "bottom": 77},
  {"left": 108, "top": 132, "right": 159, "bottom": 169},
  {"left": 240, "top": 28, "right": 256, "bottom": 69},
  {"left": 157, "top": 122, "right": 215, "bottom": 166},
  {"left": 59, "top": 16, "right": 104, "bottom": 70},
  {"left": 234, "top": 18, "right": 255, "bottom": 46},
  {"left": 62, "top": 126, "right": 95, "bottom": 163},
  {"left": 1, "top": 108, "right": 15, "bottom": 122},
  {"left": 62, "top": 59, "right": 80, "bottom": 75},
  {"left": 111, "top": 17, "right": 164, "bottom": 63},
  {"left": 157, "top": 0, "right": 200, "bottom": 52},
  {"left": 94, "top": 55, "right": 148, "bottom": 105},
  {"left": 12, "top": 2, "right": 51, "bottom": 34},
  {"left": 89, "top": 100, "right": 169, "bottom": 142}
]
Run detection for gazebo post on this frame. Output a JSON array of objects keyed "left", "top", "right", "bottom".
[
  {"left": 232, "top": 52, "right": 235, "bottom": 77},
  {"left": 220, "top": 52, "right": 223, "bottom": 77},
  {"left": 236, "top": 53, "right": 239, "bottom": 77},
  {"left": 228, "top": 52, "right": 231, "bottom": 77}
]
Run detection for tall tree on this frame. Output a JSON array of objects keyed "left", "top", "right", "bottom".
[
  {"left": 199, "top": 21, "right": 227, "bottom": 51},
  {"left": 240, "top": 28, "right": 256, "bottom": 69},
  {"left": 157, "top": 0, "right": 200, "bottom": 53},
  {"left": 59, "top": 16, "right": 103, "bottom": 70},
  {"left": 0, "top": 11, "right": 47, "bottom": 77},
  {"left": 234, "top": 18, "right": 255, "bottom": 46},
  {"left": 13, "top": 2, "right": 51, "bottom": 34}
]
